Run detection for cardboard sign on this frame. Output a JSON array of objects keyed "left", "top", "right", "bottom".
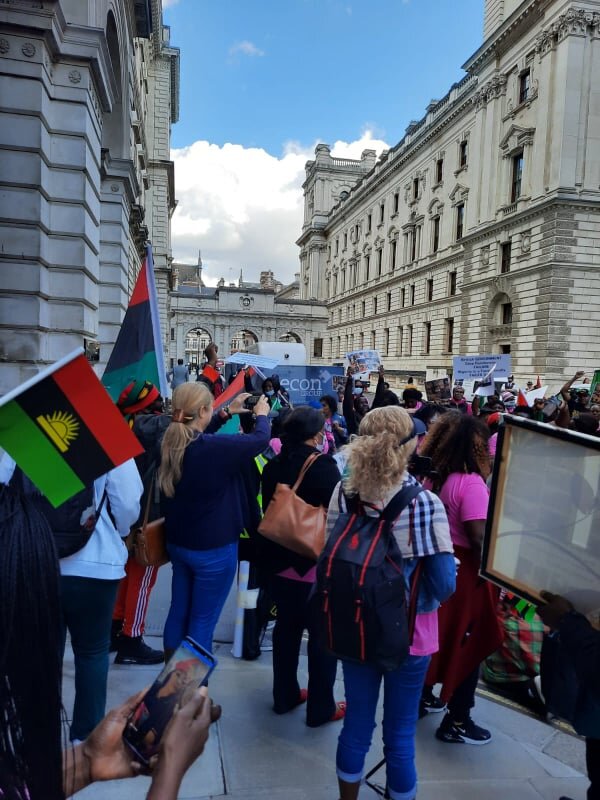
[
  {"left": 453, "top": 354, "right": 512, "bottom": 382},
  {"left": 346, "top": 349, "right": 381, "bottom": 375},
  {"left": 425, "top": 377, "right": 451, "bottom": 402},
  {"left": 275, "top": 366, "right": 345, "bottom": 406}
]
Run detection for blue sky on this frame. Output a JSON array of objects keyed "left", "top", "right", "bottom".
[{"left": 163, "top": 0, "right": 486, "bottom": 283}]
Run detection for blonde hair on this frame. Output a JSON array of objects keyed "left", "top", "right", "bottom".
[
  {"left": 343, "top": 407, "right": 418, "bottom": 499},
  {"left": 158, "top": 383, "right": 213, "bottom": 497}
]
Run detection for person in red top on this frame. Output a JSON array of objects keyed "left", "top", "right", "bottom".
[
  {"left": 419, "top": 412, "right": 503, "bottom": 745},
  {"left": 197, "top": 343, "right": 224, "bottom": 398}
]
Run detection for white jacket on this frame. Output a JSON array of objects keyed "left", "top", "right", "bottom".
[{"left": 0, "top": 455, "right": 143, "bottom": 581}]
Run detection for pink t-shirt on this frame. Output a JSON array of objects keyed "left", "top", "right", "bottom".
[
  {"left": 438, "top": 472, "right": 489, "bottom": 550},
  {"left": 410, "top": 611, "right": 438, "bottom": 656}
]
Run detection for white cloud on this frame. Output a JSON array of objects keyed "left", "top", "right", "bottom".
[
  {"left": 170, "top": 131, "right": 389, "bottom": 287},
  {"left": 228, "top": 40, "right": 265, "bottom": 58}
]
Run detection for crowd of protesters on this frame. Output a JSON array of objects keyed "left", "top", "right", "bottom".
[{"left": 0, "top": 346, "right": 598, "bottom": 800}]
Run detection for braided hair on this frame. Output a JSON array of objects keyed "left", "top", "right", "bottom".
[
  {"left": 419, "top": 411, "right": 491, "bottom": 493},
  {"left": 0, "top": 483, "right": 64, "bottom": 799}
]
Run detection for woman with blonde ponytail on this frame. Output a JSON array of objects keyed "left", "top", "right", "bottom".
[
  {"left": 159, "top": 383, "right": 271, "bottom": 658},
  {"left": 326, "top": 406, "right": 456, "bottom": 800}
]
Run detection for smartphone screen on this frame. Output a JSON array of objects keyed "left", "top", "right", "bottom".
[{"left": 123, "top": 637, "right": 217, "bottom": 765}]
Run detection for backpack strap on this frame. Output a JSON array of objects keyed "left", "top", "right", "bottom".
[
  {"left": 381, "top": 483, "right": 423, "bottom": 523},
  {"left": 290, "top": 452, "right": 321, "bottom": 493}
]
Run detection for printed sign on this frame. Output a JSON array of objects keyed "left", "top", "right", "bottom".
[
  {"left": 275, "top": 366, "right": 345, "bottom": 406},
  {"left": 590, "top": 370, "right": 600, "bottom": 397},
  {"left": 346, "top": 349, "right": 381, "bottom": 375},
  {"left": 226, "top": 352, "right": 279, "bottom": 370},
  {"left": 425, "top": 377, "right": 451, "bottom": 402},
  {"left": 453, "top": 354, "right": 512, "bottom": 382}
]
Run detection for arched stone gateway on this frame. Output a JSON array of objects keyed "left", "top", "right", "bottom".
[
  {"left": 278, "top": 331, "right": 303, "bottom": 344},
  {"left": 230, "top": 329, "right": 259, "bottom": 352},
  {"left": 185, "top": 327, "right": 212, "bottom": 368}
]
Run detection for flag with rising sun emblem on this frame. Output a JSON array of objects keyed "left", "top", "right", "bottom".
[{"left": 0, "top": 349, "right": 144, "bottom": 507}]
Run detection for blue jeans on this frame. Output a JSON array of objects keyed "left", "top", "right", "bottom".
[
  {"left": 164, "top": 542, "right": 238, "bottom": 652},
  {"left": 60, "top": 576, "right": 120, "bottom": 741},
  {"left": 337, "top": 655, "right": 431, "bottom": 800}
]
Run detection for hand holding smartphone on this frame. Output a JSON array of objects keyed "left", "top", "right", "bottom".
[{"left": 123, "top": 637, "right": 217, "bottom": 765}]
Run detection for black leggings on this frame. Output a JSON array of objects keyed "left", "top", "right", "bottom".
[
  {"left": 587, "top": 738, "right": 600, "bottom": 800},
  {"left": 447, "top": 667, "right": 480, "bottom": 721}
]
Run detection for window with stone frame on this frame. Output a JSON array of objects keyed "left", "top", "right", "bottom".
[
  {"left": 435, "top": 158, "right": 444, "bottom": 184},
  {"left": 412, "top": 177, "right": 419, "bottom": 200},
  {"left": 387, "top": 291, "right": 392, "bottom": 312},
  {"left": 371, "top": 330, "right": 376, "bottom": 349},
  {"left": 313, "top": 338, "right": 323, "bottom": 358},
  {"left": 519, "top": 69, "right": 530, "bottom": 104},
  {"left": 379, "top": 202, "right": 385, "bottom": 224},
  {"left": 373, "top": 296, "right": 378, "bottom": 315},
  {"left": 511, "top": 152, "right": 524, "bottom": 203},
  {"left": 361, "top": 299, "right": 366, "bottom": 317},
  {"left": 407, "top": 325, "right": 413, "bottom": 356},
  {"left": 397, "top": 326, "right": 403, "bottom": 355},
  {"left": 376, "top": 248, "right": 383, "bottom": 277},
  {"left": 383, "top": 328, "right": 390, "bottom": 355},
  {"left": 426, "top": 278, "right": 434, "bottom": 302},
  {"left": 459, "top": 140, "right": 468, "bottom": 169},
  {"left": 455, "top": 203, "right": 465, "bottom": 240},
  {"left": 432, "top": 216, "right": 441, "bottom": 253},
  {"left": 502, "top": 302, "right": 513, "bottom": 325},
  {"left": 423, "top": 321, "right": 431, "bottom": 354},
  {"left": 367, "top": 213, "right": 372, "bottom": 233},
  {"left": 410, "top": 284, "right": 416, "bottom": 305},
  {"left": 365, "top": 253, "right": 371, "bottom": 280},
  {"left": 445, "top": 317, "right": 455, "bottom": 353},
  {"left": 391, "top": 239, "right": 397, "bottom": 269},
  {"left": 449, "top": 270, "right": 457, "bottom": 296},
  {"left": 393, "top": 192, "right": 400, "bottom": 215},
  {"left": 500, "top": 241, "right": 512, "bottom": 273}
]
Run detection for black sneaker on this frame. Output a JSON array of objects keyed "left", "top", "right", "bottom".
[
  {"left": 110, "top": 619, "right": 123, "bottom": 653},
  {"left": 114, "top": 635, "right": 164, "bottom": 665},
  {"left": 421, "top": 694, "right": 446, "bottom": 714},
  {"left": 435, "top": 713, "right": 492, "bottom": 745}
]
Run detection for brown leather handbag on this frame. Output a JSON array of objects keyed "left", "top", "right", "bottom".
[
  {"left": 131, "top": 474, "right": 169, "bottom": 568},
  {"left": 258, "top": 452, "right": 326, "bottom": 560}
]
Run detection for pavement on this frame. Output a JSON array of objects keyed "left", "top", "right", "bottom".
[{"left": 63, "top": 566, "right": 590, "bottom": 800}]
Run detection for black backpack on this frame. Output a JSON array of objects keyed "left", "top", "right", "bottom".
[
  {"left": 10, "top": 467, "right": 107, "bottom": 559},
  {"left": 315, "top": 483, "right": 423, "bottom": 671}
]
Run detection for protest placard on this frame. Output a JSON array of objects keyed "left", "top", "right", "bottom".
[
  {"left": 226, "top": 352, "right": 279, "bottom": 370},
  {"left": 590, "top": 370, "right": 600, "bottom": 397},
  {"left": 482, "top": 416, "right": 600, "bottom": 621},
  {"left": 346, "top": 349, "right": 381, "bottom": 375},
  {"left": 425, "top": 377, "right": 451, "bottom": 402},
  {"left": 453, "top": 354, "right": 512, "bottom": 382}
]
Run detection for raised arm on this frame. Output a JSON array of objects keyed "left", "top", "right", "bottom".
[{"left": 560, "top": 370, "right": 585, "bottom": 400}]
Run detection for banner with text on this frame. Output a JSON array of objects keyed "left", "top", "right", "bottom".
[
  {"left": 275, "top": 366, "right": 345, "bottom": 406},
  {"left": 453, "top": 354, "right": 512, "bottom": 382}
]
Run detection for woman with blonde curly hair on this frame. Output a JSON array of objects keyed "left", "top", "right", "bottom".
[
  {"left": 419, "top": 412, "right": 503, "bottom": 745},
  {"left": 158, "top": 383, "right": 270, "bottom": 659},
  {"left": 327, "top": 407, "right": 456, "bottom": 800}
]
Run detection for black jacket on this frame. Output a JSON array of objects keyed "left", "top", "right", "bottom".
[{"left": 259, "top": 443, "right": 340, "bottom": 577}]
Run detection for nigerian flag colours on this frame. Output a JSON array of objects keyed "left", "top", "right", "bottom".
[
  {"left": 0, "top": 350, "right": 144, "bottom": 507},
  {"left": 102, "top": 243, "right": 168, "bottom": 402}
]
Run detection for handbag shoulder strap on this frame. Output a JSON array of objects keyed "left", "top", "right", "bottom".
[
  {"left": 290, "top": 452, "right": 321, "bottom": 493},
  {"left": 140, "top": 472, "right": 155, "bottom": 528}
]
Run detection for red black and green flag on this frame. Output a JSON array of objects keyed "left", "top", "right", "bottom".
[
  {"left": 0, "top": 350, "right": 144, "bottom": 507},
  {"left": 102, "top": 243, "right": 168, "bottom": 402}
]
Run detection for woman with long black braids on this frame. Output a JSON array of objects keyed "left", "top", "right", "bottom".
[
  {"left": 419, "top": 413, "right": 503, "bottom": 745},
  {"left": 0, "top": 482, "right": 220, "bottom": 800}
]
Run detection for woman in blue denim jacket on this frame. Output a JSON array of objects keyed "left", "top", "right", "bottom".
[{"left": 325, "top": 407, "right": 455, "bottom": 800}]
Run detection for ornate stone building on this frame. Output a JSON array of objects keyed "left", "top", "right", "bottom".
[
  {"left": 168, "top": 259, "right": 327, "bottom": 368},
  {"left": 298, "top": 0, "right": 600, "bottom": 384},
  {"left": 0, "top": 0, "right": 179, "bottom": 394}
]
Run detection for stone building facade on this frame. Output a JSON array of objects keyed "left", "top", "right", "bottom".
[
  {"left": 0, "top": 0, "right": 179, "bottom": 394},
  {"left": 168, "top": 262, "right": 328, "bottom": 368},
  {"left": 298, "top": 0, "right": 600, "bottom": 385}
]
